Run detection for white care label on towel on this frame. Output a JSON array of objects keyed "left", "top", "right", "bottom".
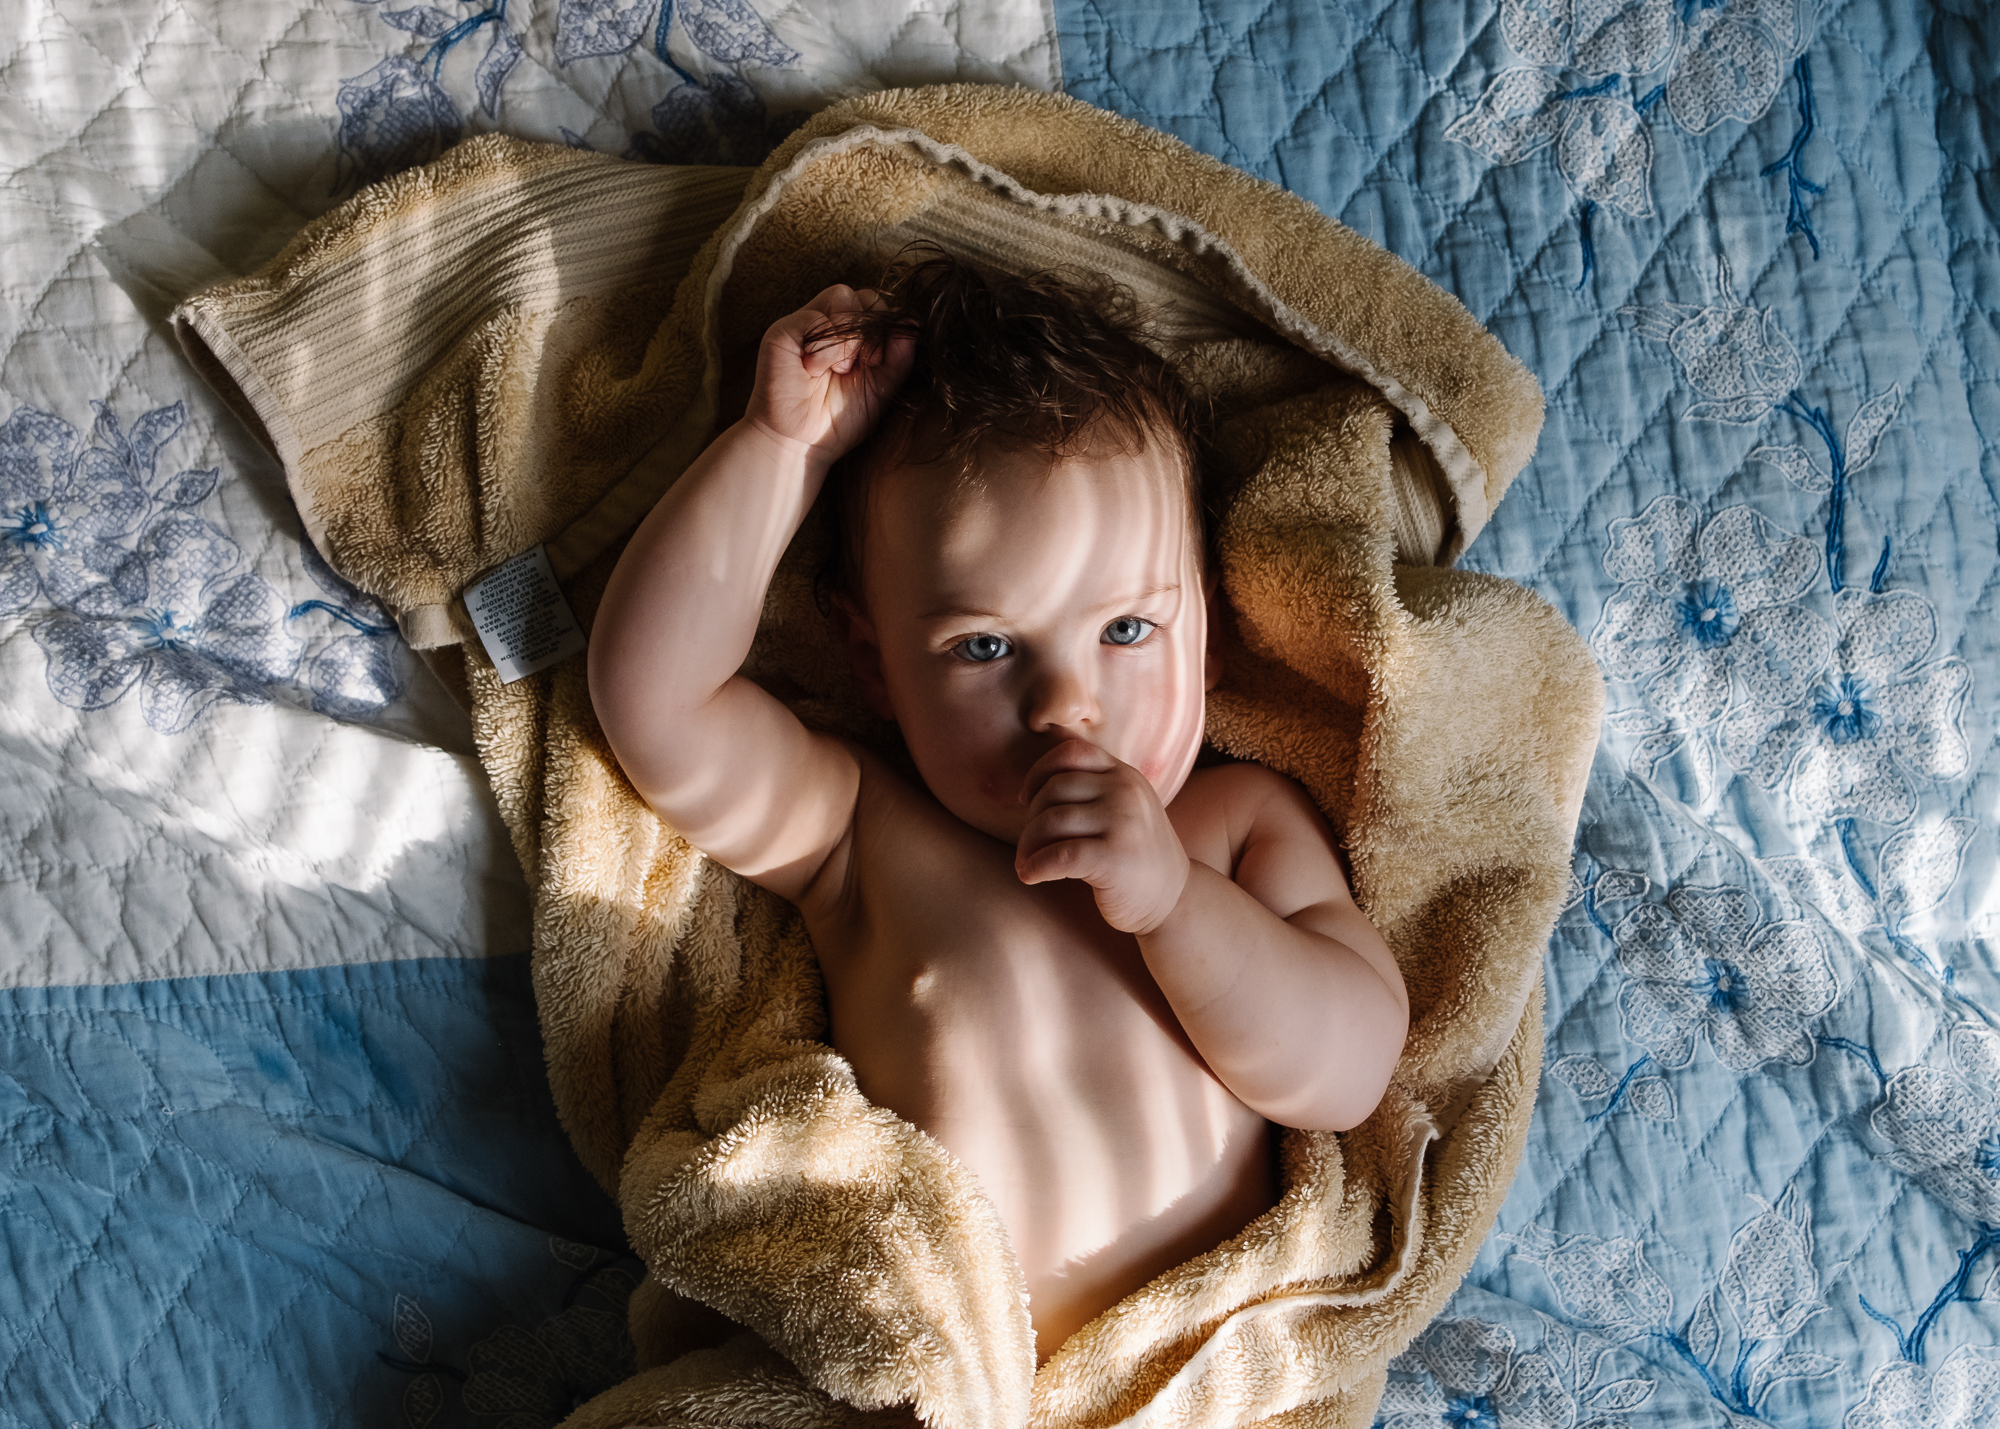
[{"left": 465, "top": 545, "right": 587, "bottom": 683}]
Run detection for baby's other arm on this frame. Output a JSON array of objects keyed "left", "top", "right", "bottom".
[
  {"left": 1018, "top": 748, "right": 1407, "bottom": 1131},
  {"left": 1151, "top": 764, "right": 1407, "bottom": 1130},
  {"left": 588, "top": 286, "right": 912, "bottom": 904}
]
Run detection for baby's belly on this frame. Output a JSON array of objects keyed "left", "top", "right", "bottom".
[{"left": 817, "top": 885, "right": 1276, "bottom": 1359}]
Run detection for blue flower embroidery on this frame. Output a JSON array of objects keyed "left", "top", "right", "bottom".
[
  {"left": 30, "top": 513, "right": 304, "bottom": 733},
  {"left": 1381, "top": 1319, "right": 1575, "bottom": 1429},
  {"left": 1, "top": 407, "right": 156, "bottom": 614},
  {"left": 1613, "top": 884, "right": 1838, "bottom": 1072},
  {"left": 1676, "top": 578, "right": 1740, "bottom": 648},
  {"left": 6, "top": 398, "right": 409, "bottom": 734},
  {"left": 1722, "top": 589, "right": 1972, "bottom": 824},
  {"left": 1444, "top": 1395, "right": 1498, "bottom": 1428},
  {"left": 1593, "top": 497, "right": 1831, "bottom": 730},
  {"left": 1846, "top": 1345, "right": 2000, "bottom": 1429},
  {"left": 1874, "top": 1025, "right": 2000, "bottom": 1228},
  {"left": 1812, "top": 672, "right": 1881, "bottom": 746},
  {"left": 334, "top": 56, "right": 461, "bottom": 192}
]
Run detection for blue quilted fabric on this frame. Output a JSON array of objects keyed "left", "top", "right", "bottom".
[
  {"left": 0, "top": 956, "right": 633, "bottom": 1427},
  {"left": 1063, "top": 0, "right": 2000, "bottom": 1422},
  {"left": 4, "top": 2, "right": 1994, "bottom": 1425}
]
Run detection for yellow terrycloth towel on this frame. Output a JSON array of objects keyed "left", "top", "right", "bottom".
[{"left": 175, "top": 86, "right": 1603, "bottom": 1429}]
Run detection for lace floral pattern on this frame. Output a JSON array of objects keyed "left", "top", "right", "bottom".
[
  {"left": 31, "top": 513, "right": 304, "bottom": 733},
  {"left": 1624, "top": 285, "right": 1804, "bottom": 425},
  {"left": 1503, "top": 1205, "right": 1839, "bottom": 1425},
  {"left": 1873, "top": 1025, "right": 2000, "bottom": 1228},
  {"left": 1846, "top": 1346, "right": 2000, "bottom": 1429},
  {"left": 3, "top": 399, "right": 405, "bottom": 733},
  {"left": 1448, "top": 0, "right": 1827, "bottom": 274},
  {"left": 1380, "top": 1319, "right": 1581, "bottom": 1429},
  {"left": 1592, "top": 496, "right": 1831, "bottom": 769},
  {"left": 1722, "top": 590, "right": 1972, "bottom": 824},
  {"left": 1613, "top": 884, "right": 1839, "bottom": 1073}
]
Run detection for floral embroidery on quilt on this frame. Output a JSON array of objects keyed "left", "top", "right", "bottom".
[
  {"left": 1449, "top": 0, "right": 1829, "bottom": 285},
  {"left": 1552, "top": 873, "right": 1838, "bottom": 1123},
  {"left": 1610, "top": 883, "right": 1839, "bottom": 1074},
  {"left": 1591, "top": 494, "right": 1832, "bottom": 795},
  {"left": 337, "top": 0, "right": 803, "bottom": 188},
  {"left": 2, "top": 400, "right": 406, "bottom": 733},
  {"left": 1624, "top": 260, "right": 1912, "bottom": 596},
  {"left": 1501, "top": 1205, "right": 1840, "bottom": 1425},
  {"left": 1845, "top": 1346, "right": 2000, "bottom": 1429},
  {"left": 1722, "top": 590, "right": 1972, "bottom": 826},
  {"left": 1762, "top": 818, "right": 1977, "bottom": 983},
  {"left": 1597, "top": 259, "right": 1977, "bottom": 980},
  {"left": 1873, "top": 1024, "right": 2000, "bottom": 1231},
  {"left": 1380, "top": 1314, "right": 1652, "bottom": 1429},
  {"left": 1787, "top": 1023, "right": 2000, "bottom": 1369}
]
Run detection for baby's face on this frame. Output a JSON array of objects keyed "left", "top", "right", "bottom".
[{"left": 851, "top": 437, "right": 1213, "bottom": 844}]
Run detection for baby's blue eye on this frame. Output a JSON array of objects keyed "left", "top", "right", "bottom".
[
  {"left": 1102, "top": 617, "right": 1154, "bottom": 647},
  {"left": 954, "top": 633, "right": 1011, "bottom": 663}
]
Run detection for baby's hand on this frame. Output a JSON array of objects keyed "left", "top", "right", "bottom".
[
  {"left": 1015, "top": 740, "right": 1190, "bottom": 935},
  {"left": 743, "top": 284, "right": 915, "bottom": 467}
]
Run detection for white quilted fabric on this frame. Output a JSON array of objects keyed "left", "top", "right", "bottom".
[{"left": 0, "top": 0, "right": 1060, "bottom": 989}]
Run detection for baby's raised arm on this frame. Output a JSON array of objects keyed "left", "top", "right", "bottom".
[{"left": 588, "top": 286, "right": 912, "bottom": 903}]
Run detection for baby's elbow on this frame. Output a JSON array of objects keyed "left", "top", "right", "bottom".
[{"left": 1266, "top": 1011, "right": 1408, "bottom": 1133}]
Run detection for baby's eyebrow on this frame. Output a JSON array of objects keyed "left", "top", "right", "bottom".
[
  {"left": 917, "top": 603, "right": 1009, "bottom": 622},
  {"left": 916, "top": 583, "right": 1180, "bottom": 623},
  {"left": 1086, "top": 581, "right": 1180, "bottom": 613}
]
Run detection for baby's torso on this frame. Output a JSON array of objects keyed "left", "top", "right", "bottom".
[{"left": 801, "top": 754, "right": 1276, "bottom": 1360}]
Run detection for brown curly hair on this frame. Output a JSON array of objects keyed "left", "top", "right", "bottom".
[{"left": 805, "top": 248, "right": 1212, "bottom": 604}]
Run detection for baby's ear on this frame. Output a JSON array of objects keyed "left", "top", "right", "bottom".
[
  {"left": 831, "top": 593, "right": 897, "bottom": 720},
  {"left": 1203, "top": 565, "right": 1225, "bottom": 692}
]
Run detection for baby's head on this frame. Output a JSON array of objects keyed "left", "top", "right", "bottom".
[{"left": 812, "top": 252, "right": 1218, "bottom": 843}]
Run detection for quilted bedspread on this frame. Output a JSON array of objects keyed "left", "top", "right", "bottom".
[{"left": 2, "top": 0, "right": 1994, "bottom": 1425}]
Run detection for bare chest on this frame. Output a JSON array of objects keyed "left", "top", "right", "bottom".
[{"left": 802, "top": 785, "right": 1269, "bottom": 1212}]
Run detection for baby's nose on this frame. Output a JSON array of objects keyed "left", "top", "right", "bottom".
[{"left": 1025, "top": 661, "right": 1100, "bottom": 731}]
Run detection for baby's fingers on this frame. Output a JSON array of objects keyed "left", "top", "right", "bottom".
[
  {"left": 1015, "top": 834, "right": 1107, "bottom": 887},
  {"left": 1018, "top": 738, "right": 1117, "bottom": 805}
]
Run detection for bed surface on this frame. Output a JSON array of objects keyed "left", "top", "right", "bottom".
[{"left": 3, "top": 0, "right": 1994, "bottom": 1424}]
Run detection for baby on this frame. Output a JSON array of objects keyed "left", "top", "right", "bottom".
[{"left": 589, "top": 256, "right": 1409, "bottom": 1362}]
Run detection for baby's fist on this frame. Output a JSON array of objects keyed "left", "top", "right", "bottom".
[
  {"left": 743, "top": 285, "right": 915, "bottom": 466},
  {"left": 1015, "top": 740, "right": 1190, "bottom": 935}
]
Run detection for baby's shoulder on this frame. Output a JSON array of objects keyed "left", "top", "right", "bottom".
[{"left": 1169, "top": 759, "right": 1335, "bottom": 867}]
